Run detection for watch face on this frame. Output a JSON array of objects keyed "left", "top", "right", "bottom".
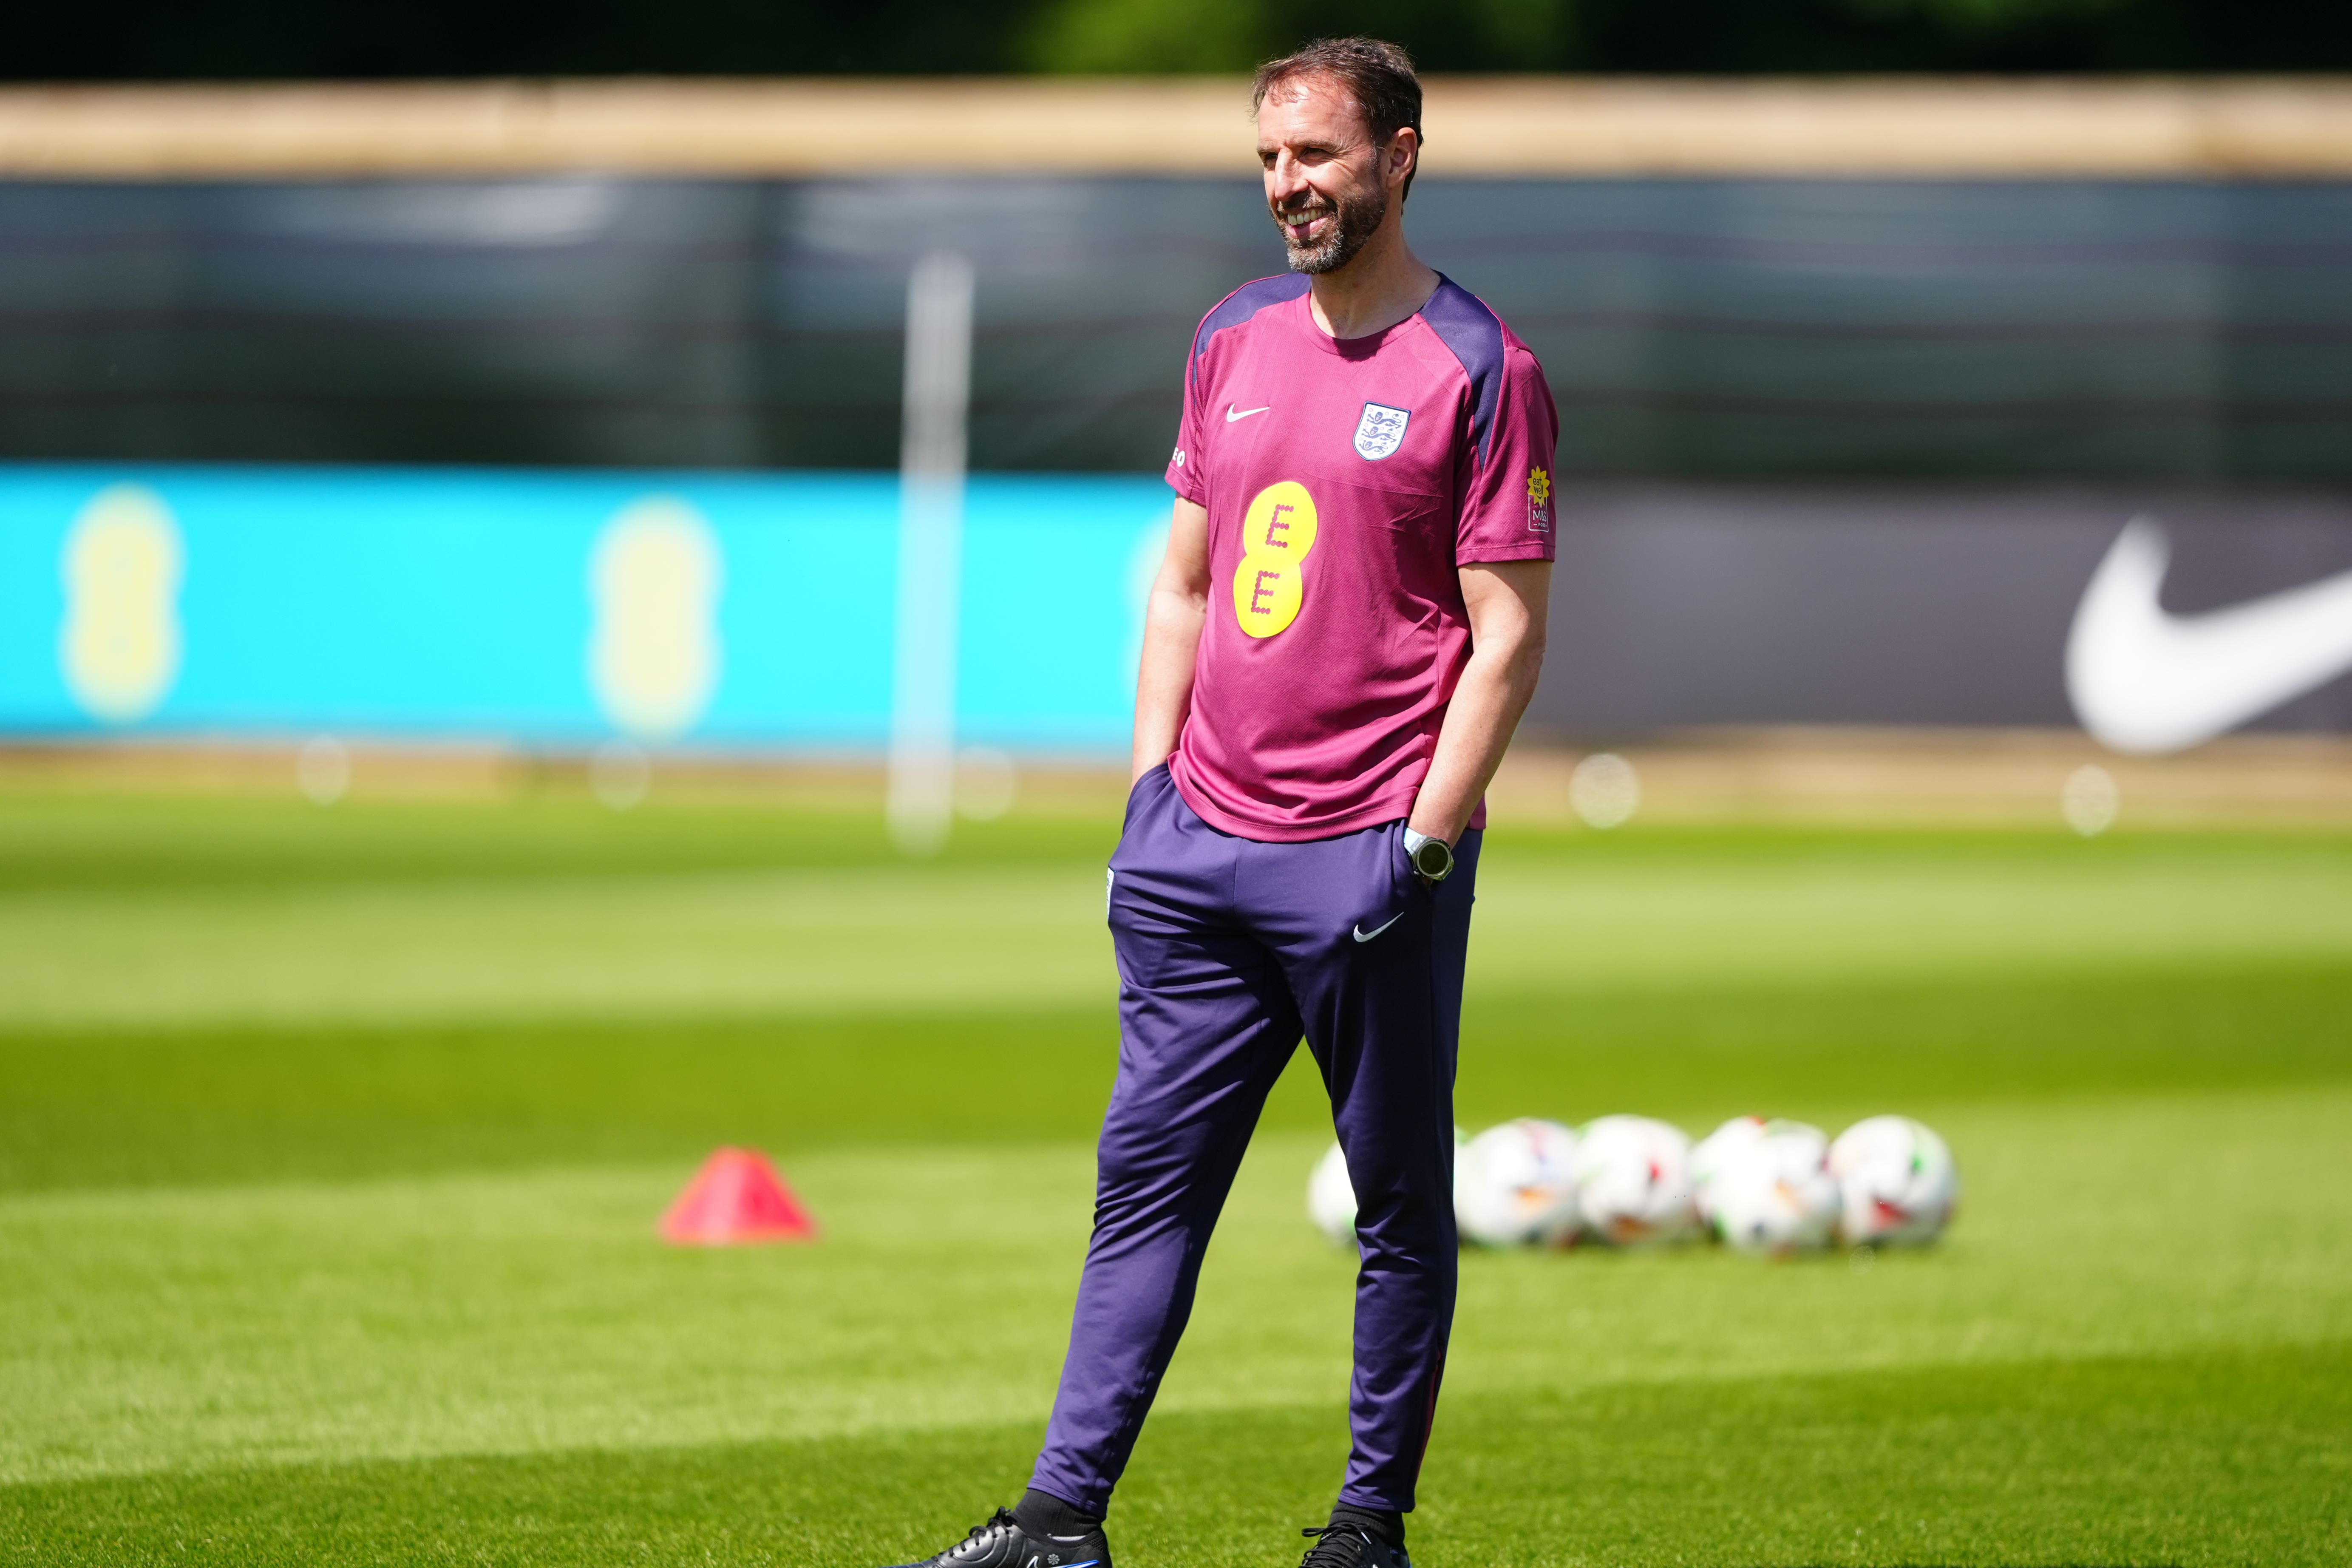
[{"left": 1412, "top": 839, "right": 1452, "bottom": 879}]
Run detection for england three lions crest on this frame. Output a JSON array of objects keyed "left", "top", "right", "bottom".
[{"left": 1353, "top": 403, "right": 1410, "bottom": 461}]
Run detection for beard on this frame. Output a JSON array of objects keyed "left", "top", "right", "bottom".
[{"left": 1273, "top": 184, "right": 1388, "bottom": 275}]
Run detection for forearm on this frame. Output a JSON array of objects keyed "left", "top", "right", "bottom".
[
  {"left": 1133, "top": 500, "right": 1213, "bottom": 780},
  {"left": 1131, "top": 586, "right": 1206, "bottom": 780},
  {"left": 1408, "top": 636, "right": 1544, "bottom": 842}
]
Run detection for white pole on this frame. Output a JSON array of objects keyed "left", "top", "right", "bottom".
[{"left": 887, "top": 250, "right": 974, "bottom": 856}]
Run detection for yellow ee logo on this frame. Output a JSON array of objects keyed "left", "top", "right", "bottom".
[
  {"left": 60, "top": 484, "right": 183, "bottom": 725},
  {"left": 1231, "top": 480, "right": 1318, "bottom": 638}
]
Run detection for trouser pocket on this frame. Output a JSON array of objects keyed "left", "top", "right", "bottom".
[{"left": 1346, "top": 821, "right": 1418, "bottom": 945}]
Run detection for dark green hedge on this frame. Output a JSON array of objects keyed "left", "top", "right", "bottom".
[{"left": 11, "top": 0, "right": 2352, "bottom": 81}]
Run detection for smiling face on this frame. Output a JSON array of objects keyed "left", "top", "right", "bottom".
[{"left": 1256, "top": 74, "right": 1412, "bottom": 275}]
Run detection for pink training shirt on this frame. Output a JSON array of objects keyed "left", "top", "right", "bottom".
[{"left": 1162, "top": 272, "right": 1559, "bottom": 842}]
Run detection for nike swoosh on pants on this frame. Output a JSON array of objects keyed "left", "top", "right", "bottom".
[
  {"left": 1352, "top": 911, "right": 1405, "bottom": 944},
  {"left": 2066, "top": 515, "right": 2352, "bottom": 753}
]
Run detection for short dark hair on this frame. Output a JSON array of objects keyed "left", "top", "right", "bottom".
[{"left": 1252, "top": 37, "right": 1423, "bottom": 200}]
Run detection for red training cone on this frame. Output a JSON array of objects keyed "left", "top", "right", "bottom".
[{"left": 660, "top": 1147, "right": 819, "bottom": 1245}]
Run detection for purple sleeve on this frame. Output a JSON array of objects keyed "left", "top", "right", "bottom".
[
  {"left": 1165, "top": 333, "right": 1210, "bottom": 505},
  {"left": 1454, "top": 345, "right": 1559, "bottom": 565}
]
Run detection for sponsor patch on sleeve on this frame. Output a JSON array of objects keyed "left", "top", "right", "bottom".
[{"left": 1527, "top": 466, "right": 1554, "bottom": 533}]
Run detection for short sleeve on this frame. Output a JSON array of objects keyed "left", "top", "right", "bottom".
[
  {"left": 1454, "top": 345, "right": 1559, "bottom": 564},
  {"left": 1164, "top": 336, "right": 1210, "bottom": 505}
]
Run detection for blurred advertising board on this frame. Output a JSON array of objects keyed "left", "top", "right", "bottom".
[
  {"left": 2, "top": 466, "right": 1168, "bottom": 750},
  {"left": 6, "top": 465, "right": 2348, "bottom": 752}
]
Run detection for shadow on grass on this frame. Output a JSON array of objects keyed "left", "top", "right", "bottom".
[
  {"left": 6, "top": 1345, "right": 2343, "bottom": 1567},
  {"left": 6, "top": 958, "right": 2349, "bottom": 1195}
]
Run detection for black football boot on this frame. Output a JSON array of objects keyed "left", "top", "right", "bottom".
[
  {"left": 1297, "top": 1521, "right": 1412, "bottom": 1568},
  {"left": 883, "top": 1507, "right": 1113, "bottom": 1568}
]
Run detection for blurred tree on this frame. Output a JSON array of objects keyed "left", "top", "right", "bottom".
[
  {"left": 1025, "top": 0, "right": 1280, "bottom": 73},
  {"left": 1026, "top": 0, "right": 1577, "bottom": 72},
  {"left": 10, "top": 0, "right": 2352, "bottom": 76}
]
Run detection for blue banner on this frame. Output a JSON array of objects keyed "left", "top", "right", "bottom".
[{"left": 0, "top": 466, "right": 1173, "bottom": 752}]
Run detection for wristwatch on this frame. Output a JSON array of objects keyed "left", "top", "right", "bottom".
[{"left": 1403, "top": 827, "right": 1454, "bottom": 883}]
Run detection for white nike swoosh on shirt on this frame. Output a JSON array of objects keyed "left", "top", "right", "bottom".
[
  {"left": 1225, "top": 405, "right": 1271, "bottom": 422},
  {"left": 1352, "top": 911, "right": 1405, "bottom": 944},
  {"left": 2066, "top": 515, "right": 2352, "bottom": 754}
]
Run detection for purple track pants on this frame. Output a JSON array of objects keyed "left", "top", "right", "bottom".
[{"left": 1029, "top": 763, "right": 1482, "bottom": 1517}]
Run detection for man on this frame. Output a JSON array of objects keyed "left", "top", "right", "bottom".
[{"left": 888, "top": 37, "right": 1554, "bottom": 1568}]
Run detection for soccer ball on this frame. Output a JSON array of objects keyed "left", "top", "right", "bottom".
[
  {"left": 1306, "top": 1140, "right": 1357, "bottom": 1245},
  {"left": 1306, "top": 1129, "right": 1470, "bottom": 1246},
  {"left": 1689, "top": 1115, "right": 1768, "bottom": 1228},
  {"left": 1707, "top": 1120, "right": 1840, "bottom": 1256},
  {"left": 1570, "top": 1115, "right": 1697, "bottom": 1246},
  {"left": 1828, "top": 1115, "right": 1959, "bottom": 1245},
  {"left": 1454, "top": 1118, "right": 1580, "bottom": 1247}
]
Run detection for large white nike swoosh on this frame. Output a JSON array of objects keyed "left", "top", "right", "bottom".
[
  {"left": 1225, "top": 404, "right": 1270, "bottom": 422},
  {"left": 2066, "top": 515, "right": 2352, "bottom": 754},
  {"left": 1352, "top": 911, "right": 1405, "bottom": 944}
]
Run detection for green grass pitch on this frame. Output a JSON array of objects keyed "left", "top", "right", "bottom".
[{"left": 1, "top": 785, "right": 2348, "bottom": 1565}]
